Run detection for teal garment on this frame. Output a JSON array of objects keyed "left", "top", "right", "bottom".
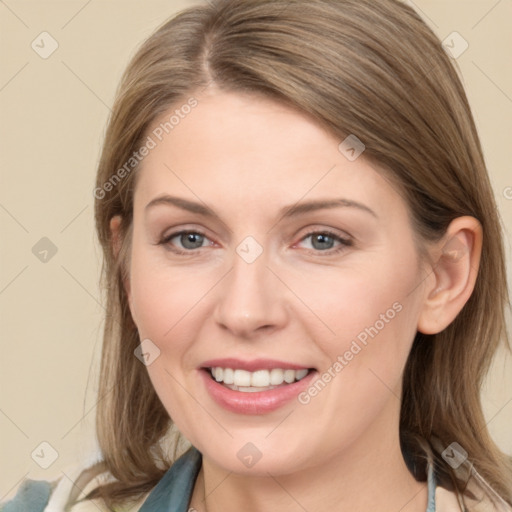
[
  {"left": 138, "top": 447, "right": 201, "bottom": 512},
  {"left": 0, "top": 447, "right": 437, "bottom": 511},
  {"left": 0, "top": 478, "right": 53, "bottom": 512},
  {"left": 427, "top": 462, "right": 437, "bottom": 512}
]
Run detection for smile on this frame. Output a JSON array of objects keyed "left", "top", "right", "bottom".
[
  {"left": 199, "top": 359, "right": 317, "bottom": 414},
  {"left": 209, "top": 367, "right": 310, "bottom": 392}
]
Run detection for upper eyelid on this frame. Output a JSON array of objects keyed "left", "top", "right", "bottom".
[
  {"left": 300, "top": 228, "right": 350, "bottom": 239},
  {"left": 295, "top": 230, "right": 353, "bottom": 248},
  {"left": 160, "top": 225, "right": 212, "bottom": 240},
  {"left": 154, "top": 213, "right": 354, "bottom": 236},
  {"left": 161, "top": 231, "right": 213, "bottom": 248},
  {"left": 160, "top": 227, "right": 350, "bottom": 240},
  {"left": 296, "top": 226, "right": 353, "bottom": 243}
]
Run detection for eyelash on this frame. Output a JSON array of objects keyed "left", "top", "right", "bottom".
[
  {"left": 297, "top": 229, "right": 353, "bottom": 255},
  {"left": 158, "top": 229, "right": 353, "bottom": 256},
  {"left": 158, "top": 230, "right": 212, "bottom": 256}
]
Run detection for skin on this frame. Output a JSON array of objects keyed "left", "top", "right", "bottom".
[{"left": 111, "top": 89, "right": 482, "bottom": 512}]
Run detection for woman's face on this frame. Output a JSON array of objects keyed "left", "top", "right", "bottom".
[{"left": 124, "top": 90, "right": 430, "bottom": 475}]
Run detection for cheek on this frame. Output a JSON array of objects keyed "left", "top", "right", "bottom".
[
  {"left": 128, "top": 247, "right": 214, "bottom": 428},
  {"left": 292, "top": 252, "right": 420, "bottom": 357},
  {"left": 291, "top": 260, "right": 421, "bottom": 448},
  {"left": 290, "top": 247, "right": 423, "bottom": 422},
  {"left": 128, "top": 245, "right": 213, "bottom": 345}
]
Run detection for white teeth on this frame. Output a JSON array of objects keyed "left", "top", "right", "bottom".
[
  {"left": 269, "top": 368, "right": 284, "bottom": 385},
  {"left": 233, "top": 369, "right": 251, "bottom": 387},
  {"left": 251, "top": 370, "right": 269, "bottom": 387},
  {"left": 295, "top": 369, "right": 308, "bottom": 380},
  {"left": 223, "top": 367, "right": 234, "bottom": 385},
  {"left": 209, "top": 366, "right": 310, "bottom": 389},
  {"left": 283, "top": 369, "right": 295, "bottom": 383}
]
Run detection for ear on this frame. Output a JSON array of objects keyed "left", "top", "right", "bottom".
[
  {"left": 109, "top": 215, "right": 131, "bottom": 301},
  {"left": 417, "top": 216, "right": 482, "bottom": 335}
]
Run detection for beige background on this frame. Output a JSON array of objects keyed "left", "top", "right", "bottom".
[{"left": 1, "top": 0, "right": 511, "bottom": 498}]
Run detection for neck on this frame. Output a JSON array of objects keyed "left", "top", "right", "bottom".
[{"left": 189, "top": 413, "right": 428, "bottom": 512}]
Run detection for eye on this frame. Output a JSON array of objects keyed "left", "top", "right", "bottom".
[
  {"left": 160, "top": 230, "right": 214, "bottom": 253},
  {"left": 296, "top": 230, "right": 352, "bottom": 253}
]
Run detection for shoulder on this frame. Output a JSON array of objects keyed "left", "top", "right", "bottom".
[
  {"left": 1, "top": 442, "right": 197, "bottom": 512},
  {"left": 433, "top": 468, "right": 512, "bottom": 512},
  {"left": 435, "top": 485, "right": 512, "bottom": 512},
  {"left": 461, "top": 468, "right": 512, "bottom": 512},
  {"left": 0, "top": 466, "right": 150, "bottom": 512},
  {"left": 55, "top": 463, "right": 150, "bottom": 512},
  {"left": 421, "top": 437, "right": 512, "bottom": 512},
  {"left": 0, "top": 478, "right": 55, "bottom": 512},
  {"left": 65, "top": 469, "right": 149, "bottom": 512}
]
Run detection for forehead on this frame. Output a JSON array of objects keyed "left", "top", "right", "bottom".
[{"left": 133, "top": 90, "right": 404, "bottom": 220}]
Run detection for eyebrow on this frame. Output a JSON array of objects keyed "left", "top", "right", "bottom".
[{"left": 144, "top": 195, "right": 377, "bottom": 219}]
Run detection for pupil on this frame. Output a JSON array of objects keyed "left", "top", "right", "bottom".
[{"left": 312, "top": 233, "right": 334, "bottom": 250}]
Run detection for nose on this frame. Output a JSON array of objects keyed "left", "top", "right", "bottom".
[{"left": 213, "top": 249, "right": 289, "bottom": 339}]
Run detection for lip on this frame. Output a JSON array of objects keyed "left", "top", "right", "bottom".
[{"left": 198, "top": 364, "right": 317, "bottom": 415}]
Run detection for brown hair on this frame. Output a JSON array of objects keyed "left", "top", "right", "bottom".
[{"left": 88, "top": 0, "right": 511, "bottom": 508}]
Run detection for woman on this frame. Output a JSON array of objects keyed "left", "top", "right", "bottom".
[{"left": 3, "top": 0, "right": 511, "bottom": 510}]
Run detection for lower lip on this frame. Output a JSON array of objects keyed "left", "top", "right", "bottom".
[{"left": 199, "top": 369, "right": 317, "bottom": 415}]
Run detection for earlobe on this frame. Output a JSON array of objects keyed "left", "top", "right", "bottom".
[{"left": 417, "top": 216, "right": 482, "bottom": 335}]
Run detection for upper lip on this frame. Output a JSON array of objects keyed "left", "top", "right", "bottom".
[{"left": 200, "top": 358, "right": 313, "bottom": 372}]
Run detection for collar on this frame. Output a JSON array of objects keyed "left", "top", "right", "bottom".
[{"left": 138, "top": 447, "right": 202, "bottom": 512}]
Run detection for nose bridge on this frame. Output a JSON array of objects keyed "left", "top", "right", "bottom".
[{"left": 214, "top": 244, "right": 287, "bottom": 336}]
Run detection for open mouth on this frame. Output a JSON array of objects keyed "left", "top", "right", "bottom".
[{"left": 204, "top": 367, "right": 315, "bottom": 393}]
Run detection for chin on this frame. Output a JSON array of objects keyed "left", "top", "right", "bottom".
[{"left": 195, "top": 434, "right": 320, "bottom": 477}]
